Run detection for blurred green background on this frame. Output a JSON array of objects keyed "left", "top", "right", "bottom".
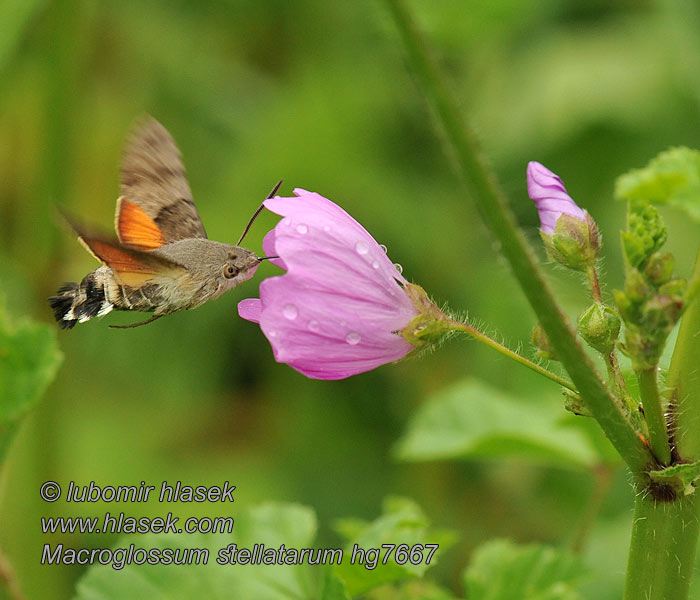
[{"left": 1, "top": 0, "right": 700, "bottom": 598}]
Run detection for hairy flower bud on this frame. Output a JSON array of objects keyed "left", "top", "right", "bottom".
[
  {"left": 577, "top": 303, "right": 621, "bottom": 355},
  {"left": 527, "top": 162, "right": 599, "bottom": 271}
]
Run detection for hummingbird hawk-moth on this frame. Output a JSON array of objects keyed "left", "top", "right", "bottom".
[{"left": 49, "top": 117, "right": 275, "bottom": 329}]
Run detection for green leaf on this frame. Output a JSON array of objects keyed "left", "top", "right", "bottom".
[
  {"left": 333, "top": 497, "right": 456, "bottom": 597},
  {"left": 365, "top": 580, "right": 460, "bottom": 599},
  {"left": 0, "top": 306, "right": 62, "bottom": 461},
  {"left": 74, "top": 503, "right": 321, "bottom": 600},
  {"left": 321, "top": 569, "right": 351, "bottom": 600},
  {"left": 394, "top": 378, "right": 599, "bottom": 468},
  {"left": 463, "top": 539, "right": 585, "bottom": 600},
  {"left": 615, "top": 147, "right": 700, "bottom": 223},
  {"left": 649, "top": 460, "right": 700, "bottom": 496}
]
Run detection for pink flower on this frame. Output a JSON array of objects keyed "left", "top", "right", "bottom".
[
  {"left": 238, "top": 189, "right": 420, "bottom": 380},
  {"left": 527, "top": 161, "right": 586, "bottom": 235}
]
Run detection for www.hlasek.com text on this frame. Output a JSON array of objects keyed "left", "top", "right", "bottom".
[{"left": 41, "top": 543, "right": 439, "bottom": 571}]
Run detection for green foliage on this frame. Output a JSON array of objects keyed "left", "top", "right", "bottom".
[
  {"left": 394, "top": 378, "right": 600, "bottom": 468},
  {"left": 0, "top": 303, "right": 62, "bottom": 461},
  {"left": 615, "top": 147, "right": 700, "bottom": 223},
  {"left": 72, "top": 500, "right": 451, "bottom": 600},
  {"left": 74, "top": 503, "right": 320, "bottom": 600},
  {"left": 463, "top": 539, "right": 585, "bottom": 600},
  {"left": 333, "top": 497, "right": 455, "bottom": 597}
]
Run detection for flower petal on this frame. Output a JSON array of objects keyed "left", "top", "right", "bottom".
[
  {"left": 241, "top": 189, "right": 420, "bottom": 379},
  {"left": 527, "top": 161, "right": 586, "bottom": 234},
  {"left": 238, "top": 298, "right": 262, "bottom": 323}
]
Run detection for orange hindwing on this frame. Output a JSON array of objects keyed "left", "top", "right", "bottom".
[{"left": 115, "top": 197, "right": 166, "bottom": 250}]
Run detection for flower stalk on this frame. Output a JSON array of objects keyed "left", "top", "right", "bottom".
[
  {"left": 400, "top": 283, "right": 577, "bottom": 392},
  {"left": 449, "top": 320, "right": 577, "bottom": 393}
]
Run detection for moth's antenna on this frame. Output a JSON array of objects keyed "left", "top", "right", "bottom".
[{"left": 238, "top": 179, "right": 283, "bottom": 245}]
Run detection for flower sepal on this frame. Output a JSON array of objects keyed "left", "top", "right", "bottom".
[
  {"left": 399, "top": 283, "right": 454, "bottom": 349},
  {"left": 540, "top": 212, "right": 600, "bottom": 271}
]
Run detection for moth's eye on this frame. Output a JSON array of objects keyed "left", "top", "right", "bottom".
[{"left": 223, "top": 265, "right": 238, "bottom": 279}]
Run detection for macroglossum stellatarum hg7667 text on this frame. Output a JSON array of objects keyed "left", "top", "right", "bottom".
[{"left": 49, "top": 117, "right": 277, "bottom": 329}]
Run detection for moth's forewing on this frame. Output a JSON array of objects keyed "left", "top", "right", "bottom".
[{"left": 119, "top": 116, "right": 207, "bottom": 243}]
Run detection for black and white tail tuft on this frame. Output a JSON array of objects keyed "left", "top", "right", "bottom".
[{"left": 49, "top": 272, "right": 113, "bottom": 329}]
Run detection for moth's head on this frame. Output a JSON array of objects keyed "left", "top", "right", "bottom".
[{"left": 217, "top": 244, "right": 260, "bottom": 292}]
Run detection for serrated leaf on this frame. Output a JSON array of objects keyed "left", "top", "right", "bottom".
[
  {"left": 615, "top": 147, "right": 700, "bottom": 223},
  {"left": 74, "top": 503, "right": 321, "bottom": 600},
  {"left": 0, "top": 306, "right": 62, "bottom": 461},
  {"left": 649, "top": 460, "right": 700, "bottom": 496},
  {"left": 464, "top": 539, "right": 585, "bottom": 600},
  {"left": 394, "top": 379, "right": 599, "bottom": 468},
  {"left": 333, "top": 497, "right": 456, "bottom": 597}
]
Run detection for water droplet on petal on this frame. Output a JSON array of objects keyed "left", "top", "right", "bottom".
[
  {"left": 282, "top": 218, "right": 291, "bottom": 226},
  {"left": 394, "top": 263, "right": 403, "bottom": 274},
  {"left": 379, "top": 244, "right": 388, "bottom": 253},
  {"left": 268, "top": 329, "right": 278, "bottom": 338},
  {"left": 323, "top": 225, "right": 331, "bottom": 232},
  {"left": 372, "top": 260, "right": 380, "bottom": 269},
  {"left": 283, "top": 304, "right": 298, "bottom": 320},
  {"left": 308, "top": 320, "right": 320, "bottom": 332},
  {"left": 346, "top": 332, "right": 361, "bottom": 345},
  {"left": 296, "top": 223, "right": 309, "bottom": 234},
  {"left": 355, "top": 240, "right": 369, "bottom": 255}
]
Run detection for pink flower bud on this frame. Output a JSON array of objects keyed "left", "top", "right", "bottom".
[
  {"left": 238, "top": 189, "right": 421, "bottom": 380},
  {"left": 527, "top": 161, "right": 586, "bottom": 235}
]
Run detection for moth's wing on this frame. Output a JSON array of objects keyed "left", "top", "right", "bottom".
[
  {"left": 119, "top": 116, "right": 207, "bottom": 243},
  {"left": 76, "top": 229, "right": 187, "bottom": 288},
  {"left": 115, "top": 197, "right": 167, "bottom": 250}
]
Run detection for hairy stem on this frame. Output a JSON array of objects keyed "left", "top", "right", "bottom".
[
  {"left": 624, "top": 493, "right": 700, "bottom": 600},
  {"left": 384, "top": 0, "right": 653, "bottom": 476},
  {"left": 587, "top": 266, "right": 603, "bottom": 304},
  {"left": 449, "top": 320, "right": 576, "bottom": 392},
  {"left": 637, "top": 366, "right": 671, "bottom": 466}
]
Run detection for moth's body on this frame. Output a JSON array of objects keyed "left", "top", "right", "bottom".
[{"left": 49, "top": 117, "right": 262, "bottom": 329}]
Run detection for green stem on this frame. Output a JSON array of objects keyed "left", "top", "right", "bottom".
[
  {"left": 636, "top": 367, "right": 671, "bottom": 465},
  {"left": 449, "top": 320, "right": 577, "bottom": 392},
  {"left": 684, "top": 252, "right": 700, "bottom": 311},
  {"left": 587, "top": 266, "right": 603, "bottom": 304},
  {"left": 384, "top": 0, "right": 654, "bottom": 476},
  {"left": 623, "top": 493, "right": 700, "bottom": 600},
  {"left": 667, "top": 244, "right": 700, "bottom": 461}
]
